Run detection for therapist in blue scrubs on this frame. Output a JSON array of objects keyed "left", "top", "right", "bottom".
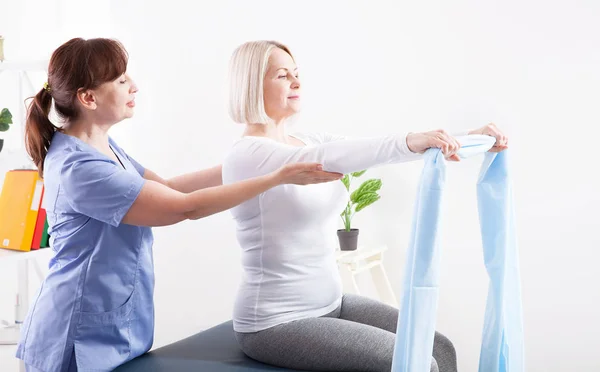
[{"left": 15, "top": 37, "right": 343, "bottom": 372}]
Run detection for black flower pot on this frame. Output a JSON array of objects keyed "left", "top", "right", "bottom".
[{"left": 337, "top": 228, "right": 359, "bottom": 251}]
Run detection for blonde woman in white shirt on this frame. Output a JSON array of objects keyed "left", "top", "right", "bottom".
[{"left": 222, "top": 40, "right": 509, "bottom": 372}]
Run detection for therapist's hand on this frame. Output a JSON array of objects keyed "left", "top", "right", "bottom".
[
  {"left": 406, "top": 129, "right": 461, "bottom": 161},
  {"left": 274, "top": 163, "right": 344, "bottom": 186},
  {"left": 468, "top": 123, "right": 509, "bottom": 152}
]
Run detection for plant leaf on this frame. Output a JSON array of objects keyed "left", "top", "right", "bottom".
[
  {"left": 353, "top": 191, "right": 379, "bottom": 205},
  {"left": 340, "top": 174, "right": 350, "bottom": 190},
  {"left": 0, "top": 108, "right": 12, "bottom": 125},
  {"left": 0, "top": 123, "right": 8, "bottom": 132},
  {"left": 351, "top": 170, "right": 366, "bottom": 178},
  {"left": 350, "top": 179, "right": 382, "bottom": 203},
  {"left": 355, "top": 194, "right": 381, "bottom": 212}
]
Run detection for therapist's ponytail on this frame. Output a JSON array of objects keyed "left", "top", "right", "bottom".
[
  {"left": 25, "top": 37, "right": 129, "bottom": 178},
  {"left": 25, "top": 87, "right": 57, "bottom": 177}
]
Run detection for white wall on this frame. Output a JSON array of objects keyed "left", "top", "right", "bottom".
[{"left": 1, "top": 0, "right": 599, "bottom": 371}]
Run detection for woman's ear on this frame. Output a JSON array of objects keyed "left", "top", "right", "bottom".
[{"left": 76, "top": 88, "right": 97, "bottom": 110}]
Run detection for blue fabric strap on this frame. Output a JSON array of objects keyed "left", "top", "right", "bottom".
[{"left": 392, "top": 135, "right": 525, "bottom": 372}]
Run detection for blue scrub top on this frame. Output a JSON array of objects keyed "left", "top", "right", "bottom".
[{"left": 16, "top": 131, "right": 155, "bottom": 371}]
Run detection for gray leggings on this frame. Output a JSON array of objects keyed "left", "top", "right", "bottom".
[{"left": 235, "top": 294, "right": 457, "bottom": 372}]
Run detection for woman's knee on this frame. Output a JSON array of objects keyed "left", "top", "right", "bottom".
[
  {"left": 433, "top": 332, "right": 458, "bottom": 372},
  {"left": 434, "top": 331, "right": 456, "bottom": 356}
]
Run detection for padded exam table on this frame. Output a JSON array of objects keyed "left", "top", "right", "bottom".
[{"left": 115, "top": 320, "right": 303, "bottom": 372}]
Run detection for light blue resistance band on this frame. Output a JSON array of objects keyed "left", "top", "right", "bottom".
[{"left": 392, "top": 135, "right": 525, "bottom": 372}]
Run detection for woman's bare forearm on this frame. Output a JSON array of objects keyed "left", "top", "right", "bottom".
[
  {"left": 182, "top": 172, "right": 279, "bottom": 220},
  {"left": 167, "top": 165, "right": 223, "bottom": 193}
]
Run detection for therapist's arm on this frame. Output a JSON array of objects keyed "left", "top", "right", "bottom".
[
  {"left": 142, "top": 165, "right": 223, "bottom": 192},
  {"left": 122, "top": 163, "right": 342, "bottom": 227}
]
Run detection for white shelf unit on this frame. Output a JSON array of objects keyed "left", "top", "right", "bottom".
[{"left": 0, "top": 60, "right": 50, "bottom": 372}]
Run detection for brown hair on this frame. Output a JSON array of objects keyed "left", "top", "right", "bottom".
[{"left": 25, "top": 37, "right": 129, "bottom": 176}]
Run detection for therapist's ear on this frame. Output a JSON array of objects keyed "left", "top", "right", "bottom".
[{"left": 76, "top": 88, "right": 97, "bottom": 110}]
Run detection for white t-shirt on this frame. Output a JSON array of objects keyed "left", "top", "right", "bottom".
[{"left": 222, "top": 132, "right": 423, "bottom": 333}]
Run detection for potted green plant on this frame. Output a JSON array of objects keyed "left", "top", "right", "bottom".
[
  {"left": 338, "top": 170, "right": 382, "bottom": 251},
  {"left": 0, "top": 108, "right": 13, "bottom": 153}
]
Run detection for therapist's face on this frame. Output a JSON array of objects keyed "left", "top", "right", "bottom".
[
  {"left": 92, "top": 73, "right": 138, "bottom": 124},
  {"left": 263, "top": 48, "right": 301, "bottom": 123}
]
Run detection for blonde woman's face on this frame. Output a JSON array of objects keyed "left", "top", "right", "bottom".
[{"left": 263, "top": 48, "right": 301, "bottom": 122}]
